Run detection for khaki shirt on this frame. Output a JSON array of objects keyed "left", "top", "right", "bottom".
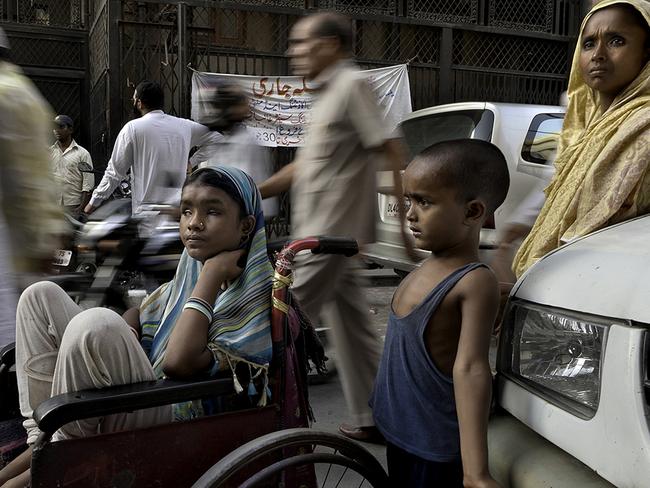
[
  {"left": 50, "top": 139, "right": 94, "bottom": 206},
  {"left": 0, "top": 61, "right": 63, "bottom": 272},
  {"left": 292, "top": 61, "right": 390, "bottom": 244}
]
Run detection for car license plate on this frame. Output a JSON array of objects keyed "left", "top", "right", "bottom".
[
  {"left": 386, "top": 199, "right": 400, "bottom": 218},
  {"left": 53, "top": 250, "right": 72, "bottom": 267}
]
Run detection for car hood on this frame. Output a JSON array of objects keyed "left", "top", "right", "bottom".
[{"left": 513, "top": 215, "right": 650, "bottom": 324}]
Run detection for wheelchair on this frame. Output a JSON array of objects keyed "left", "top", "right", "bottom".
[{"left": 0, "top": 237, "right": 388, "bottom": 488}]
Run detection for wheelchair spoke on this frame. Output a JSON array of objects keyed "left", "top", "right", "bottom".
[{"left": 334, "top": 466, "right": 349, "bottom": 488}]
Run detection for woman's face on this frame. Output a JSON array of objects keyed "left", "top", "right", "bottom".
[
  {"left": 180, "top": 183, "right": 250, "bottom": 262},
  {"left": 579, "top": 6, "right": 649, "bottom": 101}
]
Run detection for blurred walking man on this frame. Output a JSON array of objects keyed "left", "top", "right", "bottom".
[
  {"left": 0, "top": 27, "right": 62, "bottom": 348},
  {"left": 85, "top": 81, "right": 211, "bottom": 234},
  {"left": 50, "top": 115, "right": 94, "bottom": 216},
  {"left": 259, "top": 12, "right": 414, "bottom": 442}
]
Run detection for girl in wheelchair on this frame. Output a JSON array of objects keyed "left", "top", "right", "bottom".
[{"left": 0, "top": 167, "right": 273, "bottom": 488}]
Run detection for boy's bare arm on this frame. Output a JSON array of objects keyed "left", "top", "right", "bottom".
[{"left": 453, "top": 268, "right": 501, "bottom": 488}]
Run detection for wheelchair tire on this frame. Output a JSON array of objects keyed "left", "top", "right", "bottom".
[{"left": 192, "top": 428, "right": 389, "bottom": 488}]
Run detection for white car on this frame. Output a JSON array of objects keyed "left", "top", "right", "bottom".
[
  {"left": 362, "top": 101, "right": 564, "bottom": 272},
  {"left": 491, "top": 215, "right": 650, "bottom": 488}
]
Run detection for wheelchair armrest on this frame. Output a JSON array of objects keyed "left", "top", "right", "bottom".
[{"left": 33, "top": 376, "right": 234, "bottom": 435}]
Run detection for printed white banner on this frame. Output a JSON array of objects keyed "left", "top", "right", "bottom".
[{"left": 191, "top": 64, "right": 412, "bottom": 147}]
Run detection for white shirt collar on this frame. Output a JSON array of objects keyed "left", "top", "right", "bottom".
[{"left": 142, "top": 110, "right": 165, "bottom": 118}]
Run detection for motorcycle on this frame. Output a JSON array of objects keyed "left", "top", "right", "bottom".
[
  {"left": 52, "top": 166, "right": 132, "bottom": 276},
  {"left": 51, "top": 199, "right": 184, "bottom": 313}
]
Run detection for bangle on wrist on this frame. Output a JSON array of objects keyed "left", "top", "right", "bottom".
[{"left": 184, "top": 296, "right": 213, "bottom": 322}]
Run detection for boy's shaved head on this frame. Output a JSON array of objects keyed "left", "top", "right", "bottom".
[{"left": 411, "top": 139, "right": 510, "bottom": 214}]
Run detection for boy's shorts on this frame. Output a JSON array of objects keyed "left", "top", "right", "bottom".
[{"left": 386, "top": 441, "right": 463, "bottom": 487}]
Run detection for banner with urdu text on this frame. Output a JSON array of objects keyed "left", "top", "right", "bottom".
[{"left": 191, "top": 64, "right": 412, "bottom": 147}]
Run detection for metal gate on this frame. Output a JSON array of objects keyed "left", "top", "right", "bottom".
[{"left": 94, "top": 0, "right": 580, "bottom": 128}]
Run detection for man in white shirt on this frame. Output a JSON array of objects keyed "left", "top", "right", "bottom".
[
  {"left": 50, "top": 115, "right": 94, "bottom": 216},
  {"left": 84, "top": 81, "right": 211, "bottom": 222}
]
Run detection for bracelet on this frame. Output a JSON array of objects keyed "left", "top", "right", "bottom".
[
  {"left": 188, "top": 296, "right": 213, "bottom": 311},
  {"left": 184, "top": 297, "right": 213, "bottom": 322}
]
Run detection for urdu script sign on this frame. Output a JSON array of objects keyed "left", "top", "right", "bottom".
[{"left": 191, "top": 64, "right": 412, "bottom": 147}]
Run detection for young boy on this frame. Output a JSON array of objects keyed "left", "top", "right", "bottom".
[{"left": 370, "top": 139, "right": 509, "bottom": 488}]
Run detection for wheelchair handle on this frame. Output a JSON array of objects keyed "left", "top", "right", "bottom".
[
  {"left": 310, "top": 236, "right": 359, "bottom": 257},
  {"left": 272, "top": 236, "right": 358, "bottom": 260}
]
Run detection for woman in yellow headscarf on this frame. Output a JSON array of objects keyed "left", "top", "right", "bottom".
[{"left": 513, "top": 0, "right": 650, "bottom": 277}]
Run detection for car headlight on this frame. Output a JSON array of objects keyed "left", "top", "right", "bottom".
[{"left": 499, "top": 301, "right": 609, "bottom": 418}]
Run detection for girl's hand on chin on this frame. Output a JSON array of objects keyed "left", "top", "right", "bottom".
[{"left": 202, "top": 249, "right": 246, "bottom": 282}]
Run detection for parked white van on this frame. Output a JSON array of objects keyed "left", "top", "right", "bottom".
[
  {"left": 491, "top": 214, "right": 650, "bottom": 488},
  {"left": 362, "top": 101, "right": 564, "bottom": 272}
]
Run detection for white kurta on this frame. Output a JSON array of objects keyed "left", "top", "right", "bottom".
[{"left": 91, "top": 111, "right": 211, "bottom": 215}]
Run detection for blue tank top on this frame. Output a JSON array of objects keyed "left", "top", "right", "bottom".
[{"left": 370, "top": 262, "right": 486, "bottom": 462}]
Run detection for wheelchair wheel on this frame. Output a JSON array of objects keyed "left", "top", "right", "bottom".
[{"left": 192, "top": 428, "right": 389, "bottom": 488}]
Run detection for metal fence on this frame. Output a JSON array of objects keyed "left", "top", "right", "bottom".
[
  {"left": 102, "top": 0, "right": 578, "bottom": 124},
  {"left": 0, "top": 0, "right": 85, "bottom": 28},
  {"left": 0, "top": 0, "right": 88, "bottom": 143}
]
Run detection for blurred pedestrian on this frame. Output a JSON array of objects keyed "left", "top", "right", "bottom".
[
  {"left": 0, "top": 27, "right": 62, "bottom": 348},
  {"left": 50, "top": 114, "right": 94, "bottom": 217},
  {"left": 84, "top": 80, "right": 212, "bottom": 234},
  {"left": 259, "top": 11, "right": 415, "bottom": 442},
  {"left": 190, "top": 82, "right": 278, "bottom": 219}
]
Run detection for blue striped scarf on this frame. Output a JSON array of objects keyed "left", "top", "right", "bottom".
[{"left": 139, "top": 167, "right": 273, "bottom": 384}]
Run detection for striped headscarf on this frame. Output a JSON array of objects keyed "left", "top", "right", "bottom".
[{"left": 139, "top": 166, "right": 273, "bottom": 382}]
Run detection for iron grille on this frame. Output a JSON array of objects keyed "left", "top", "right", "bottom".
[
  {"left": 356, "top": 20, "right": 440, "bottom": 65},
  {"left": 409, "top": 65, "right": 439, "bottom": 109},
  {"left": 119, "top": 1, "right": 184, "bottom": 118},
  {"left": 407, "top": 0, "right": 478, "bottom": 24},
  {"left": 321, "top": 0, "right": 397, "bottom": 16},
  {"left": 554, "top": 0, "right": 578, "bottom": 36},
  {"left": 32, "top": 77, "right": 82, "bottom": 123},
  {"left": 88, "top": 0, "right": 105, "bottom": 26},
  {"left": 89, "top": 72, "right": 109, "bottom": 171},
  {"left": 189, "top": 7, "right": 294, "bottom": 55},
  {"left": 11, "top": 0, "right": 84, "bottom": 28},
  {"left": 88, "top": 1, "right": 108, "bottom": 85},
  {"left": 453, "top": 69, "right": 565, "bottom": 105},
  {"left": 488, "top": 0, "right": 554, "bottom": 33},
  {"left": 453, "top": 30, "right": 569, "bottom": 74},
  {"left": 227, "top": 0, "right": 306, "bottom": 7},
  {"left": 7, "top": 33, "right": 83, "bottom": 68},
  {"left": 120, "top": 23, "right": 181, "bottom": 117}
]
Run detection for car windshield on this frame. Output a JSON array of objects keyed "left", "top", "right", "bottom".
[{"left": 401, "top": 109, "right": 494, "bottom": 159}]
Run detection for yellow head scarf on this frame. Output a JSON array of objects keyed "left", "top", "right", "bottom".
[{"left": 513, "top": 0, "right": 650, "bottom": 277}]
